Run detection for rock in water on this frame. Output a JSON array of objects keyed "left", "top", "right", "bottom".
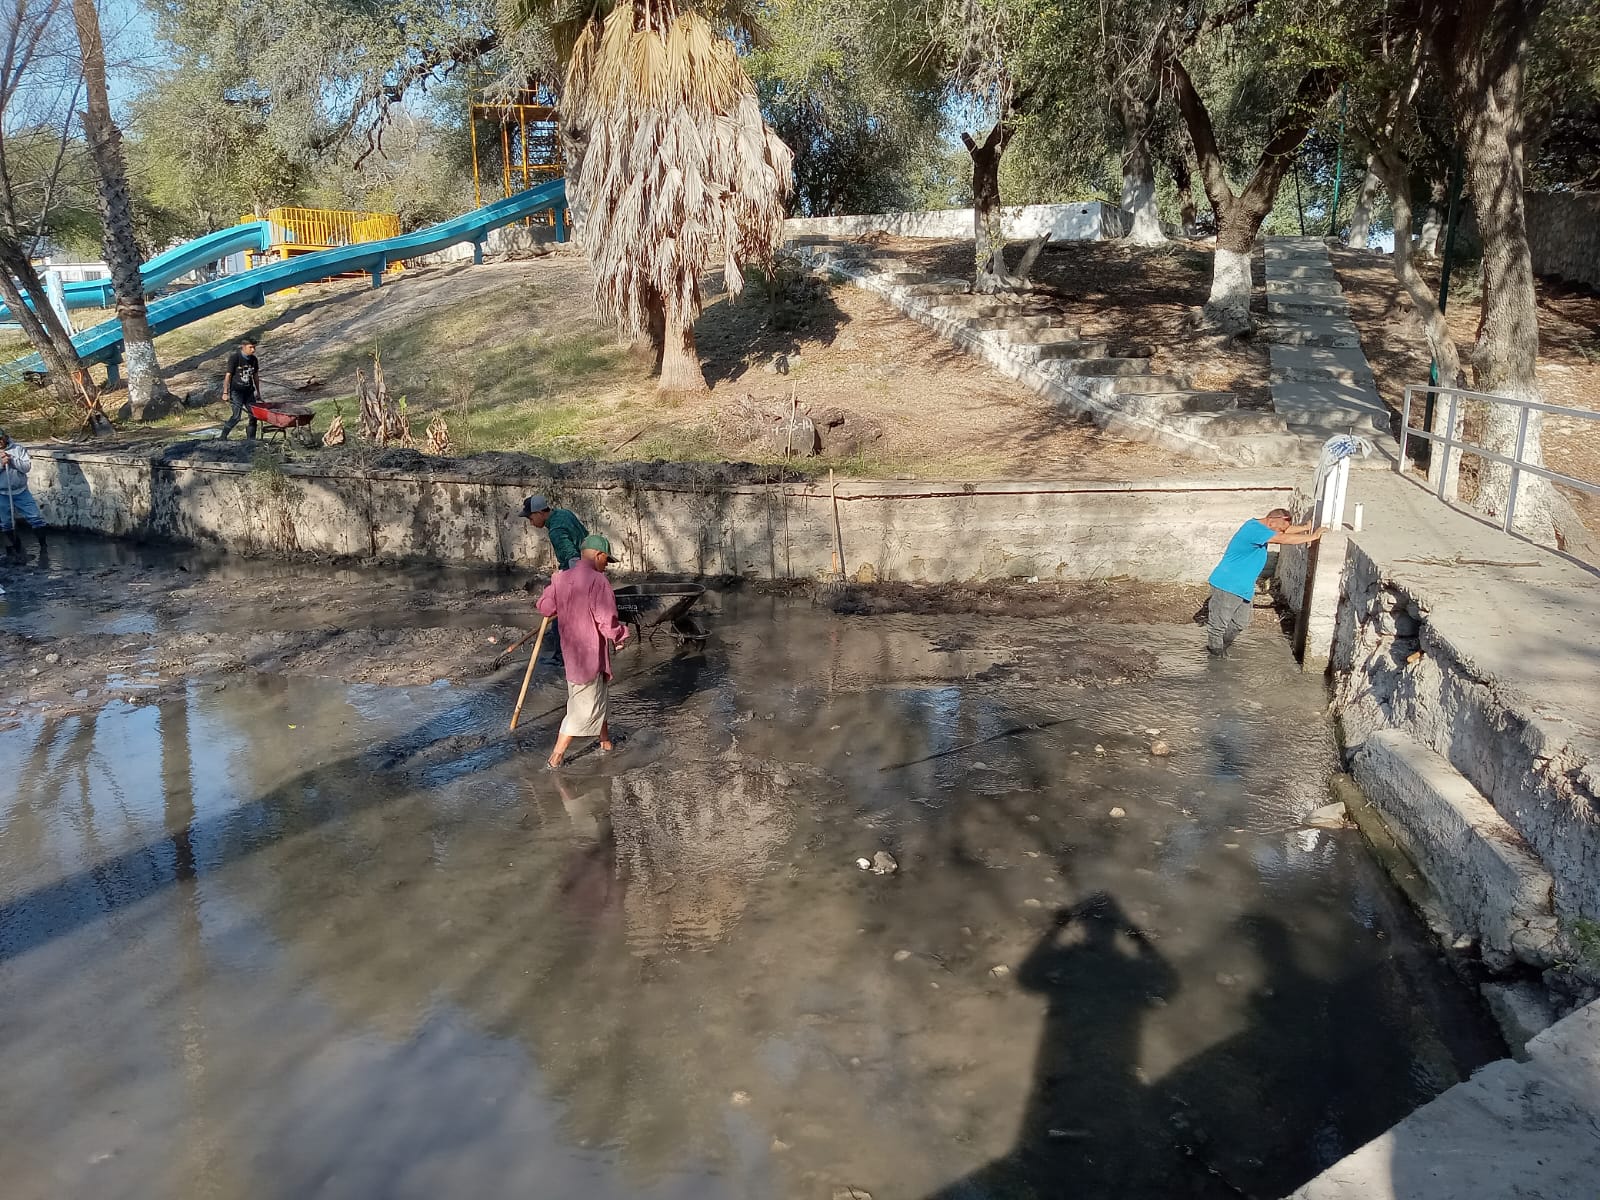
[
  {"left": 870, "top": 851, "right": 899, "bottom": 875},
  {"left": 1150, "top": 739, "right": 1171, "bottom": 757},
  {"left": 1109, "top": 806, "right": 1127, "bottom": 819},
  {"left": 893, "top": 949, "right": 912, "bottom": 962},
  {"left": 1304, "top": 801, "right": 1348, "bottom": 830}
]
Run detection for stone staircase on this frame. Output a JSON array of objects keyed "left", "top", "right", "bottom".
[
  {"left": 792, "top": 235, "right": 1400, "bottom": 468},
  {"left": 792, "top": 238, "right": 1309, "bottom": 466},
  {"left": 1261, "top": 237, "right": 1395, "bottom": 445}
]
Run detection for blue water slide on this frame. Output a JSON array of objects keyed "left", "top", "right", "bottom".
[
  {"left": 0, "top": 222, "right": 274, "bottom": 320},
  {"left": 4, "top": 178, "right": 567, "bottom": 382}
]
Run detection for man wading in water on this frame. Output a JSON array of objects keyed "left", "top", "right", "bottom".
[
  {"left": 1206, "top": 508, "right": 1324, "bottom": 655},
  {"left": 536, "top": 535, "right": 629, "bottom": 768}
]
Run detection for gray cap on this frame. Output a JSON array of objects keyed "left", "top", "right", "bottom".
[{"left": 520, "top": 495, "right": 551, "bottom": 518}]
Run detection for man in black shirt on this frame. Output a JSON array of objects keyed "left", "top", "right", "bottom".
[{"left": 219, "top": 337, "right": 262, "bottom": 440}]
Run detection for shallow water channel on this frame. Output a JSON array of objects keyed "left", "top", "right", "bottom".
[{"left": 0, "top": 548, "right": 1502, "bottom": 1200}]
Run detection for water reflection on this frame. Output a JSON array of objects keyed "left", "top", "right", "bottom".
[{"left": 0, "top": 591, "right": 1504, "bottom": 1200}]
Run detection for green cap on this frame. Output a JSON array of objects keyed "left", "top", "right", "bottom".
[{"left": 580, "top": 534, "right": 615, "bottom": 557}]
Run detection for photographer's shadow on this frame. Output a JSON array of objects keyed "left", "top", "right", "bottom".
[{"left": 929, "top": 892, "right": 1185, "bottom": 1199}]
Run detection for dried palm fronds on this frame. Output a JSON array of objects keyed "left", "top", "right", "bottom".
[
  {"left": 554, "top": 1, "right": 793, "bottom": 392},
  {"left": 426, "top": 416, "right": 454, "bottom": 456},
  {"left": 356, "top": 354, "right": 413, "bottom": 447},
  {"left": 322, "top": 414, "right": 346, "bottom": 447}
]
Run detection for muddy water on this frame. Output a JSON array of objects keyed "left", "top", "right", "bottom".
[{"left": 0, "top": 554, "right": 1501, "bottom": 1200}]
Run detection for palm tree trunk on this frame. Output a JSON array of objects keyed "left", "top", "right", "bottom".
[
  {"left": 658, "top": 297, "right": 708, "bottom": 393},
  {"left": 72, "top": 0, "right": 171, "bottom": 420}
]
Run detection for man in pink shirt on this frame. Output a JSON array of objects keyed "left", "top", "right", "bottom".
[{"left": 536, "top": 534, "right": 630, "bottom": 767}]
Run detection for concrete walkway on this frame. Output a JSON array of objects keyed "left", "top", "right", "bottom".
[
  {"left": 1263, "top": 237, "right": 1393, "bottom": 444},
  {"left": 1289, "top": 999, "right": 1600, "bottom": 1199}
]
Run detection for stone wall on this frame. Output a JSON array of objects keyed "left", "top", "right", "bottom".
[
  {"left": 1526, "top": 191, "right": 1600, "bottom": 290},
  {"left": 784, "top": 202, "right": 1118, "bottom": 244},
  {"left": 26, "top": 448, "right": 1291, "bottom": 583}
]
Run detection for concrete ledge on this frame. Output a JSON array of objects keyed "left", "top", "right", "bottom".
[
  {"left": 27, "top": 447, "right": 1294, "bottom": 582},
  {"left": 1351, "top": 729, "right": 1559, "bottom": 969},
  {"left": 784, "top": 202, "right": 1117, "bottom": 243},
  {"left": 1288, "top": 1000, "right": 1600, "bottom": 1200}
]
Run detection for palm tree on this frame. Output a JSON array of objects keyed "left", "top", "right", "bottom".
[{"left": 514, "top": 0, "right": 793, "bottom": 392}]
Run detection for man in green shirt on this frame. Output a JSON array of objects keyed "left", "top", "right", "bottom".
[{"left": 521, "top": 495, "right": 589, "bottom": 570}]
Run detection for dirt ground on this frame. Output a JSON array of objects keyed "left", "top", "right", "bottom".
[
  {"left": 0, "top": 546, "right": 1201, "bottom": 731},
  {"left": 1329, "top": 246, "right": 1600, "bottom": 529},
  {"left": 880, "top": 236, "right": 1272, "bottom": 406},
  {"left": 2, "top": 245, "right": 1207, "bottom": 481}
]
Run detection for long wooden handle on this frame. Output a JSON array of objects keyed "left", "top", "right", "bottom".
[
  {"left": 494, "top": 623, "right": 541, "bottom": 665},
  {"left": 509, "top": 616, "right": 552, "bottom": 732},
  {"left": 830, "top": 469, "right": 845, "bottom": 573}
]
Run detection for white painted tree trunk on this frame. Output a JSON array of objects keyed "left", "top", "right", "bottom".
[
  {"left": 1203, "top": 246, "right": 1254, "bottom": 334},
  {"left": 1346, "top": 162, "right": 1382, "bottom": 249},
  {"left": 1121, "top": 166, "right": 1166, "bottom": 246},
  {"left": 1416, "top": 205, "right": 1443, "bottom": 259},
  {"left": 124, "top": 339, "right": 164, "bottom": 418}
]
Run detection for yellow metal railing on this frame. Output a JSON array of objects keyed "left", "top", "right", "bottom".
[{"left": 248, "top": 207, "right": 402, "bottom": 252}]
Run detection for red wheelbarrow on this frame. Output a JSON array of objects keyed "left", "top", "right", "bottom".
[{"left": 249, "top": 400, "right": 317, "bottom": 446}]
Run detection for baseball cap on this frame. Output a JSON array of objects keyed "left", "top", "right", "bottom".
[
  {"left": 520, "top": 495, "right": 551, "bottom": 518},
  {"left": 580, "top": 534, "right": 616, "bottom": 557}
]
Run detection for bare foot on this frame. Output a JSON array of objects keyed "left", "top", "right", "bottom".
[{"left": 598, "top": 741, "right": 614, "bottom": 754}]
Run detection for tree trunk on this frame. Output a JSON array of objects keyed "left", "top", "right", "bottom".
[
  {"left": 1415, "top": 192, "right": 1444, "bottom": 259},
  {"left": 1205, "top": 206, "right": 1257, "bottom": 334},
  {"left": 0, "top": 235, "right": 92, "bottom": 410},
  {"left": 1374, "top": 143, "right": 1466, "bottom": 495},
  {"left": 72, "top": 0, "right": 171, "bottom": 421},
  {"left": 1432, "top": 0, "right": 1554, "bottom": 540},
  {"left": 1166, "top": 52, "right": 1339, "bottom": 335},
  {"left": 1346, "top": 160, "right": 1383, "bottom": 249},
  {"left": 658, "top": 297, "right": 708, "bottom": 393},
  {"left": 1171, "top": 154, "right": 1199, "bottom": 236},
  {"left": 965, "top": 122, "right": 1011, "bottom": 293},
  {"left": 1118, "top": 84, "right": 1165, "bottom": 246}
]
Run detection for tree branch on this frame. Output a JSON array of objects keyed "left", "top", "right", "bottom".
[
  {"left": 1236, "top": 67, "right": 1344, "bottom": 213},
  {"left": 1165, "top": 51, "right": 1234, "bottom": 217}
]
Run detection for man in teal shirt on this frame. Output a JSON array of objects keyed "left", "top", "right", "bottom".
[
  {"left": 1206, "top": 508, "right": 1324, "bottom": 655},
  {"left": 521, "top": 495, "right": 589, "bottom": 570}
]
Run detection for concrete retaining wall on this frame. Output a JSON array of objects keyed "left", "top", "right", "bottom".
[
  {"left": 1526, "top": 191, "right": 1600, "bottom": 290},
  {"left": 784, "top": 202, "right": 1119, "bottom": 243},
  {"left": 409, "top": 221, "right": 561, "bottom": 267},
  {"left": 26, "top": 448, "right": 1289, "bottom": 583}
]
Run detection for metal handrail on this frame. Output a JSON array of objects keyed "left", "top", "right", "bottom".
[{"left": 1399, "top": 383, "right": 1600, "bottom": 533}]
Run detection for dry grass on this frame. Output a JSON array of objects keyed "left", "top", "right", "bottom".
[{"left": 6, "top": 246, "right": 1207, "bottom": 480}]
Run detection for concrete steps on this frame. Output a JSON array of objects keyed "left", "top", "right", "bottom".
[
  {"left": 1351, "top": 729, "right": 1560, "bottom": 969},
  {"left": 1262, "top": 317, "right": 1363, "bottom": 348},
  {"left": 1269, "top": 344, "right": 1377, "bottom": 387},
  {"left": 789, "top": 236, "right": 1315, "bottom": 465},
  {"left": 1006, "top": 339, "right": 1112, "bottom": 363}
]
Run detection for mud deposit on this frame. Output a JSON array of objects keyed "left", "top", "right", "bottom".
[{"left": 0, "top": 539, "right": 1501, "bottom": 1199}]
